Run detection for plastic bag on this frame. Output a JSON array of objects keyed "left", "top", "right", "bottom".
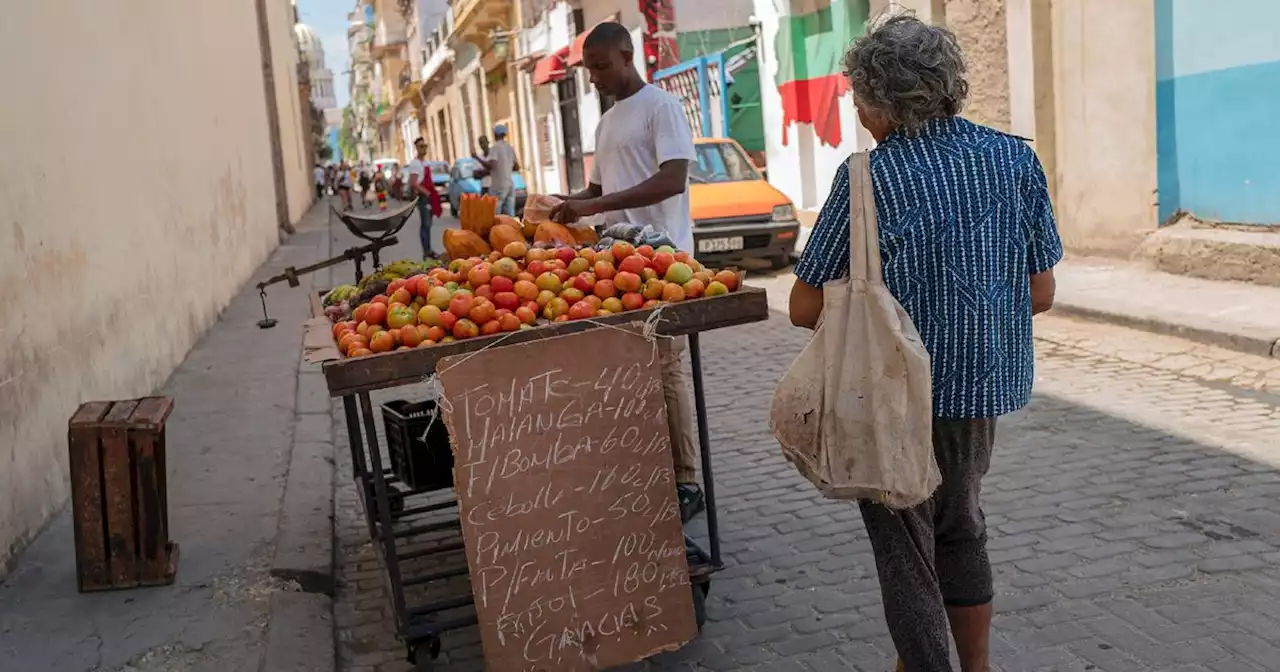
[
  {"left": 602, "top": 222, "right": 648, "bottom": 243},
  {"left": 521, "top": 194, "right": 562, "bottom": 225}
]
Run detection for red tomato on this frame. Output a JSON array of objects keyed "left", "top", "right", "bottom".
[
  {"left": 498, "top": 313, "right": 522, "bottom": 332},
  {"left": 490, "top": 276, "right": 514, "bottom": 293},
  {"left": 449, "top": 293, "right": 474, "bottom": 318},
  {"left": 469, "top": 299, "right": 496, "bottom": 325},
  {"left": 369, "top": 331, "right": 394, "bottom": 353},
  {"left": 400, "top": 324, "right": 422, "bottom": 347},
  {"left": 364, "top": 302, "right": 388, "bottom": 326},
  {"left": 389, "top": 288, "right": 412, "bottom": 306}
]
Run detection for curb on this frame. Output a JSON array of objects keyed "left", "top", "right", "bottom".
[
  {"left": 1051, "top": 301, "right": 1280, "bottom": 359},
  {"left": 262, "top": 591, "right": 336, "bottom": 672}
]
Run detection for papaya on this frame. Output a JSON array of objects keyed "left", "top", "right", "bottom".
[
  {"left": 488, "top": 222, "right": 525, "bottom": 251},
  {"left": 443, "top": 229, "right": 491, "bottom": 260},
  {"left": 521, "top": 218, "right": 540, "bottom": 239},
  {"left": 534, "top": 221, "right": 577, "bottom": 246},
  {"left": 494, "top": 214, "right": 522, "bottom": 231},
  {"left": 570, "top": 225, "right": 598, "bottom": 246}
]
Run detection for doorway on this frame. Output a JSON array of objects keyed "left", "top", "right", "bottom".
[{"left": 557, "top": 75, "right": 585, "bottom": 191}]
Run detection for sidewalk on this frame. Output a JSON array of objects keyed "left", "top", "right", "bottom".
[
  {"left": 1054, "top": 256, "right": 1280, "bottom": 358},
  {"left": 0, "top": 204, "right": 338, "bottom": 672}
]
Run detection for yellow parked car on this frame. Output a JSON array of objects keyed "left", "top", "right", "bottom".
[{"left": 689, "top": 137, "right": 799, "bottom": 269}]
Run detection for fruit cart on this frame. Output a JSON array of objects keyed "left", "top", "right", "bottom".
[{"left": 309, "top": 286, "right": 769, "bottom": 669}]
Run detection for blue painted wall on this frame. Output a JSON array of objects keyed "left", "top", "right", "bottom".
[{"left": 1156, "top": 0, "right": 1280, "bottom": 225}]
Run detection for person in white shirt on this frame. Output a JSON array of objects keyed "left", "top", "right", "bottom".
[
  {"left": 550, "top": 21, "right": 703, "bottom": 522},
  {"left": 474, "top": 126, "right": 520, "bottom": 216},
  {"left": 313, "top": 165, "right": 326, "bottom": 200}
]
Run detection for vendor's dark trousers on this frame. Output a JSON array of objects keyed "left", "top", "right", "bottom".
[
  {"left": 859, "top": 418, "right": 997, "bottom": 672},
  {"left": 418, "top": 202, "right": 434, "bottom": 257}
]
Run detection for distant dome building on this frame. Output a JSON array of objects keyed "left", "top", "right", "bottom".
[{"left": 295, "top": 22, "right": 337, "bottom": 110}]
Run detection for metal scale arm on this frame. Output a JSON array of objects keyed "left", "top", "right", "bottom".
[{"left": 254, "top": 236, "right": 399, "bottom": 328}]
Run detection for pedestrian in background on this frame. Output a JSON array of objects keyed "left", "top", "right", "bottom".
[
  {"left": 313, "top": 164, "right": 325, "bottom": 200},
  {"left": 787, "top": 15, "right": 1063, "bottom": 672},
  {"left": 373, "top": 166, "right": 388, "bottom": 212},
  {"left": 358, "top": 165, "right": 372, "bottom": 207},
  {"left": 408, "top": 137, "right": 443, "bottom": 258},
  {"left": 474, "top": 125, "right": 519, "bottom": 216},
  {"left": 335, "top": 162, "right": 353, "bottom": 211}
]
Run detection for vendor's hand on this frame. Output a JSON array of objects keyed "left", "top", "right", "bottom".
[{"left": 551, "top": 198, "right": 601, "bottom": 224}]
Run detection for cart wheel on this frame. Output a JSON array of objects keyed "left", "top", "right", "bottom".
[
  {"left": 389, "top": 492, "right": 406, "bottom": 515},
  {"left": 691, "top": 581, "right": 710, "bottom": 630},
  {"left": 408, "top": 636, "right": 442, "bottom": 670}
]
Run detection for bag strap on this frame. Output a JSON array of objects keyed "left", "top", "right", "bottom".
[{"left": 846, "top": 152, "right": 883, "bottom": 284}]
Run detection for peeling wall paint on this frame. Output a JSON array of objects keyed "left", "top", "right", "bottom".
[{"left": 947, "top": 0, "right": 1011, "bottom": 132}]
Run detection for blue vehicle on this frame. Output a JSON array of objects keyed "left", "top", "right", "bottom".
[
  {"left": 447, "top": 157, "right": 527, "bottom": 216},
  {"left": 396, "top": 161, "right": 451, "bottom": 200},
  {"left": 426, "top": 161, "right": 450, "bottom": 189}
]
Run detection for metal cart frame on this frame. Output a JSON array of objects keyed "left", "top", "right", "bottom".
[{"left": 318, "top": 287, "right": 770, "bottom": 668}]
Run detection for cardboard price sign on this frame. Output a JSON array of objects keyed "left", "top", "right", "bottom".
[{"left": 437, "top": 327, "right": 696, "bottom": 671}]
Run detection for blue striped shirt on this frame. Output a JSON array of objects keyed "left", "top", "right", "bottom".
[{"left": 795, "top": 117, "right": 1063, "bottom": 419}]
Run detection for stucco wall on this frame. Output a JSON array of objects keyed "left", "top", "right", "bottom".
[
  {"left": 946, "top": 0, "right": 1010, "bottom": 131},
  {"left": 1051, "top": 0, "right": 1158, "bottom": 254},
  {"left": 0, "top": 1, "right": 300, "bottom": 568}
]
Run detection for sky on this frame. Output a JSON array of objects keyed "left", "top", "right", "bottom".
[{"left": 296, "top": 0, "right": 355, "bottom": 108}]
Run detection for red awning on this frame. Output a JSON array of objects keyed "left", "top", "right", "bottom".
[
  {"left": 566, "top": 19, "right": 617, "bottom": 67},
  {"left": 532, "top": 47, "right": 569, "bottom": 86}
]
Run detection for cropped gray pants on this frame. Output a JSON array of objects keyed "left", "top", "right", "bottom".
[{"left": 859, "top": 418, "right": 997, "bottom": 672}]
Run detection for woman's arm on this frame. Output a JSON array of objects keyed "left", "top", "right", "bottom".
[
  {"left": 789, "top": 279, "right": 824, "bottom": 329},
  {"left": 788, "top": 161, "right": 854, "bottom": 329}
]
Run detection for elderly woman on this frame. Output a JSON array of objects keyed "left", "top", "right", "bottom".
[{"left": 788, "top": 16, "right": 1062, "bottom": 672}]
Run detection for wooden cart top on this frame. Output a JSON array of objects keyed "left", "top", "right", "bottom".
[{"left": 319, "top": 285, "right": 770, "bottom": 397}]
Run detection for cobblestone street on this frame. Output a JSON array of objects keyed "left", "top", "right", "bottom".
[{"left": 327, "top": 221, "right": 1280, "bottom": 671}]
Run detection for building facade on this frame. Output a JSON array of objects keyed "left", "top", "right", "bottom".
[
  {"left": 348, "top": 5, "right": 377, "bottom": 163},
  {"left": 296, "top": 22, "right": 339, "bottom": 110}
]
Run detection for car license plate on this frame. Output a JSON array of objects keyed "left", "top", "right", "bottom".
[{"left": 698, "top": 236, "right": 744, "bottom": 253}]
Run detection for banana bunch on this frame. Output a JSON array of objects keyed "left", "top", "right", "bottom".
[
  {"left": 357, "top": 271, "right": 386, "bottom": 290},
  {"left": 322, "top": 284, "right": 359, "bottom": 306},
  {"left": 383, "top": 259, "right": 421, "bottom": 279}
]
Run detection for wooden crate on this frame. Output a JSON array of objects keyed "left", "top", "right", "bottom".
[{"left": 68, "top": 397, "right": 180, "bottom": 592}]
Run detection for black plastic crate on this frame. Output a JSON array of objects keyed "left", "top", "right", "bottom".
[{"left": 382, "top": 399, "right": 454, "bottom": 492}]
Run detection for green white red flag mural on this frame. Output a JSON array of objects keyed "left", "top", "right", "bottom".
[{"left": 774, "top": 0, "right": 869, "bottom": 147}]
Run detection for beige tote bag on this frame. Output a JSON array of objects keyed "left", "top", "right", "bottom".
[{"left": 769, "top": 152, "right": 941, "bottom": 508}]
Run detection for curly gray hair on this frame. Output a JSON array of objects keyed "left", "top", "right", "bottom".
[{"left": 842, "top": 15, "right": 968, "bottom": 132}]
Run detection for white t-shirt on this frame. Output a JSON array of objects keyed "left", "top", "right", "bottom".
[
  {"left": 590, "top": 85, "right": 696, "bottom": 253},
  {"left": 484, "top": 141, "right": 518, "bottom": 192},
  {"left": 407, "top": 159, "right": 427, "bottom": 192},
  {"left": 314, "top": 167, "right": 325, "bottom": 185}
]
